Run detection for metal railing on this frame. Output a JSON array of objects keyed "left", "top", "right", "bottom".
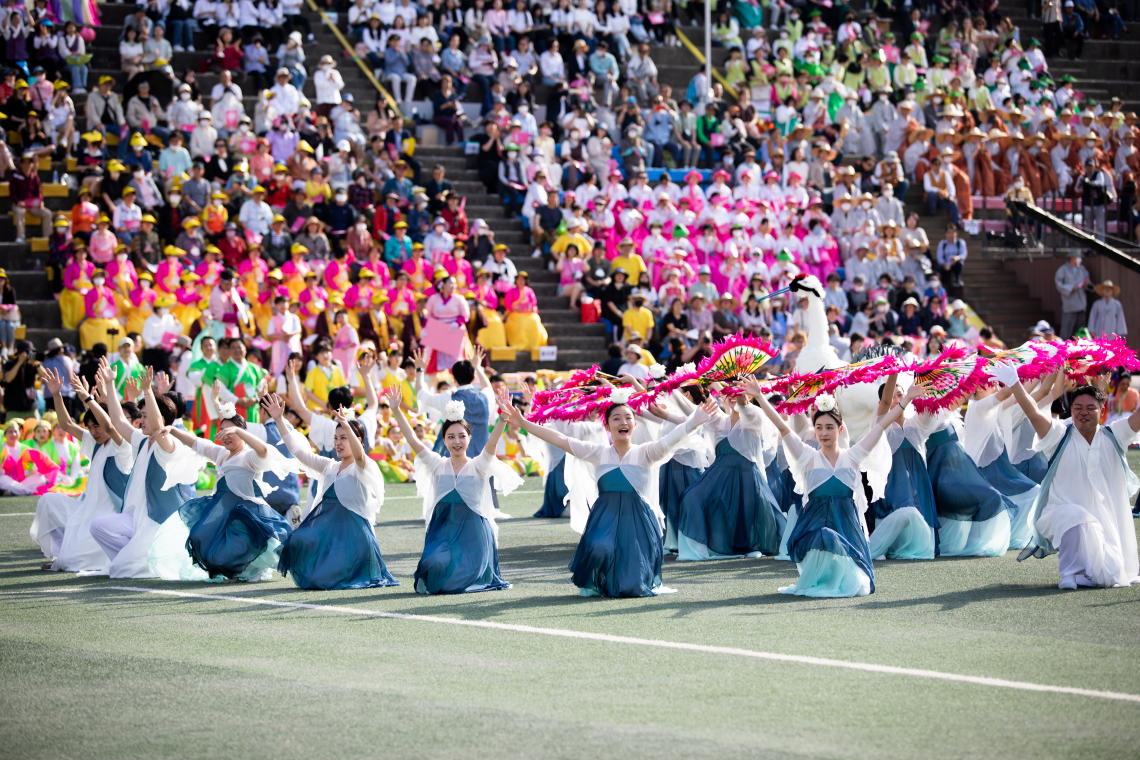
[
  {"left": 304, "top": 0, "right": 400, "bottom": 112},
  {"left": 1009, "top": 199, "right": 1140, "bottom": 270},
  {"left": 674, "top": 27, "right": 739, "bottom": 101}
]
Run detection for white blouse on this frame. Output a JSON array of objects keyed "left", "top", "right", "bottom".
[
  {"left": 281, "top": 425, "right": 385, "bottom": 524},
  {"left": 192, "top": 436, "right": 296, "bottom": 503},
  {"left": 413, "top": 448, "right": 523, "bottom": 543}
]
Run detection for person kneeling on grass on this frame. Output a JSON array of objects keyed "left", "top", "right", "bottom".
[{"left": 994, "top": 363, "right": 1140, "bottom": 590}]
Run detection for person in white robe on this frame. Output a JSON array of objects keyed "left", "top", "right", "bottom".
[{"left": 996, "top": 363, "right": 1140, "bottom": 590}]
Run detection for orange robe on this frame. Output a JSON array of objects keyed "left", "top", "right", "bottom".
[
  {"left": 1019, "top": 148, "right": 1043, "bottom": 199},
  {"left": 952, "top": 165, "right": 973, "bottom": 220}
]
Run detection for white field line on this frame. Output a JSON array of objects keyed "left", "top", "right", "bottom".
[
  {"left": 2, "top": 586, "right": 1139, "bottom": 705},
  {"left": 0, "top": 512, "right": 34, "bottom": 516}
]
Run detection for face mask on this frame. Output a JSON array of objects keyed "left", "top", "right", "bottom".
[
  {"left": 214, "top": 198, "right": 223, "bottom": 207},
  {"left": 780, "top": 31, "right": 788, "bottom": 39},
  {"left": 861, "top": 201, "right": 871, "bottom": 209},
  {"left": 356, "top": 222, "right": 367, "bottom": 231},
  {"left": 226, "top": 230, "right": 237, "bottom": 237},
  {"left": 335, "top": 193, "right": 347, "bottom": 202},
  {"left": 180, "top": 91, "right": 190, "bottom": 100},
  {"left": 879, "top": 95, "right": 888, "bottom": 103},
  {"left": 517, "top": 104, "right": 528, "bottom": 114},
  {"left": 507, "top": 151, "right": 518, "bottom": 159},
  {"left": 169, "top": 193, "right": 181, "bottom": 204},
  {"left": 239, "top": 124, "right": 249, "bottom": 133},
  {"left": 882, "top": 187, "right": 893, "bottom": 198},
  {"left": 840, "top": 203, "right": 851, "bottom": 211},
  {"left": 93, "top": 277, "right": 105, "bottom": 286}
]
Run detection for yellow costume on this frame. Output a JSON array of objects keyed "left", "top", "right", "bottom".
[
  {"left": 477, "top": 308, "right": 507, "bottom": 349},
  {"left": 503, "top": 285, "right": 548, "bottom": 350},
  {"left": 59, "top": 281, "right": 90, "bottom": 331},
  {"left": 303, "top": 364, "right": 347, "bottom": 411}
]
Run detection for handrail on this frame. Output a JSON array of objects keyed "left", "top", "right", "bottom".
[
  {"left": 1009, "top": 200, "right": 1140, "bottom": 274},
  {"left": 304, "top": 0, "right": 400, "bottom": 112},
  {"left": 674, "top": 27, "right": 738, "bottom": 101}
]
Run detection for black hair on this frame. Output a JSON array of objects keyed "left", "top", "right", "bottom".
[
  {"left": 91, "top": 342, "right": 108, "bottom": 359},
  {"left": 607, "top": 343, "right": 623, "bottom": 358},
  {"left": 452, "top": 359, "right": 476, "bottom": 386},
  {"left": 489, "top": 373, "right": 505, "bottom": 384},
  {"left": 812, "top": 407, "right": 844, "bottom": 426},
  {"left": 274, "top": 295, "right": 287, "bottom": 305},
  {"left": 153, "top": 394, "right": 178, "bottom": 427},
  {"left": 344, "top": 418, "right": 367, "bottom": 445},
  {"left": 681, "top": 384, "right": 708, "bottom": 404},
  {"left": 327, "top": 385, "right": 354, "bottom": 411},
  {"left": 604, "top": 403, "right": 631, "bottom": 423},
  {"left": 978, "top": 327, "right": 993, "bottom": 339},
  {"left": 218, "top": 412, "right": 248, "bottom": 430},
  {"left": 1070, "top": 385, "right": 1107, "bottom": 406},
  {"left": 121, "top": 401, "right": 142, "bottom": 422},
  {"left": 163, "top": 391, "right": 186, "bottom": 418},
  {"left": 439, "top": 418, "right": 472, "bottom": 440},
  {"left": 436, "top": 379, "right": 451, "bottom": 391}
]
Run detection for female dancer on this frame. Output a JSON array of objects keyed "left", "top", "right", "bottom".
[
  {"left": 506, "top": 393, "right": 718, "bottom": 598},
  {"left": 866, "top": 374, "right": 940, "bottom": 560},
  {"left": 652, "top": 386, "right": 712, "bottom": 554},
  {"left": 755, "top": 379, "right": 922, "bottom": 597},
  {"left": 263, "top": 394, "right": 399, "bottom": 590},
  {"left": 386, "top": 385, "right": 521, "bottom": 595},
  {"left": 34, "top": 367, "right": 133, "bottom": 574},
  {"left": 533, "top": 410, "right": 607, "bottom": 519},
  {"left": 675, "top": 386, "right": 784, "bottom": 561},
  {"left": 161, "top": 403, "right": 297, "bottom": 581},
  {"left": 1001, "top": 371, "right": 1064, "bottom": 484},
  {"left": 962, "top": 379, "right": 1043, "bottom": 551}
]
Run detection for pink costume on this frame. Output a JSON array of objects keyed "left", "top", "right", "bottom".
[
  {"left": 359, "top": 259, "right": 390, "bottom": 286},
  {"left": 259, "top": 284, "right": 291, "bottom": 308},
  {"left": 88, "top": 228, "right": 117, "bottom": 264},
  {"left": 559, "top": 257, "right": 584, "bottom": 294},
  {"left": 105, "top": 258, "right": 138, "bottom": 293},
  {"left": 237, "top": 257, "right": 269, "bottom": 294},
  {"left": 174, "top": 285, "right": 200, "bottom": 306},
  {"left": 0, "top": 446, "right": 60, "bottom": 496},
  {"left": 155, "top": 258, "right": 183, "bottom": 294},
  {"left": 424, "top": 291, "right": 470, "bottom": 372},
  {"left": 298, "top": 285, "right": 328, "bottom": 330},
  {"left": 281, "top": 258, "right": 312, "bottom": 286},
  {"left": 385, "top": 285, "right": 417, "bottom": 318},
  {"left": 343, "top": 282, "right": 375, "bottom": 313},
  {"left": 268, "top": 311, "right": 301, "bottom": 376},
  {"left": 504, "top": 286, "right": 537, "bottom": 314},
  {"left": 84, "top": 285, "right": 118, "bottom": 319},
  {"left": 63, "top": 260, "right": 96, "bottom": 291},
  {"left": 443, "top": 256, "right": 473, "bottom": 290},
  {"left": 130, "top": 286, "right": 157, "bottom": 310},
  {"left": 401, "top": 256, "right": 434, "bottom": 293},
  {"left": 471, "top": 284, "right": 498, "bottom": 309},
  {"left": 195, "top": 259, "right": 224, "bottom": 290},
  {"left": 323, "top": 258, "right": 352, "bottom": 296},
  {"left": 332, "top": 321, "right": 360, "bottom": 380}
]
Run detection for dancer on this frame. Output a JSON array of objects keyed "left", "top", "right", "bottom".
[
  {"left": 866, "top": 374, "right": 939, "bottom": 560},
  {"left": 652, "top": 386, "right": 713, "bottom": 553},
  {"left": 88, "top": 364, "right": 205, "bottom": 579},
  {"left": 755, "top": 379, "right": 921, "bottom": 597},
  {"left": 32, "top": 367, "right": 133, "bottom": 573},
  {"left": 160, "top": 402, "right": 297, "bottom": 581},
  {"left": 675, "top": 385, "right": 784, "bottom": 561},
  {"left": 919, "top": 400, "right": 1017, "bottom": 558},
  {"left": 962, "top": 379, "right": 1042, "bottom": 550},
  {"left": 507, "top": 393, "right": 719, "bottom": 598},
  {"left": 387, "top": 385, "right": 521, "bottom": 595},
  {"left": 995, "top": 364, "right": 1140, "bottom": 590},
  {"left": 533, "top": 410, "right": 607, "bottom": 519},
  {"left": 263, "top": 394, "right": 399, "bottom": 590}
]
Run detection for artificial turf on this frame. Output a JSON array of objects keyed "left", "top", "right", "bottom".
[{"left": 1, "top": 475, "right": 1139, "bottom": 760}]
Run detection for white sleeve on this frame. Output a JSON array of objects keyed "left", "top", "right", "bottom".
[
  {"left": 1031, "top": 418, "right": 1068, "bottom": 458},
  {"left": 1108, "top": 418, "right": 1140, "bottom": 448},
  {"left": 308, "top": 413, "right": 338, "bottom": 451},
  {"left": 566, "top": 437, "right": 608, "bottom": 465},
  {"left": 281, "top": 426, "right": 335, "bottom": 478},
  {"left": 415, "top": 384, "right": 452, "bottom": 412},
  {"left": 192, "top": 436, "right": 229, "bottom": 465}
]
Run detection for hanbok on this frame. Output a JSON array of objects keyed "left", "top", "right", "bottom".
[
  {"left": 660, "top": 417, "right": 711, "bottom": 554},
  {"left": 412, "top": 448, "right": 523, "bottom": 594},
  {"left": 178, "top": 437, "right": 297, "bottom": 581},
  {"left": 0, "top": 443, "right": 61, "bottom": 496},
  {"left": 1001, "top": 393, "right": 1051, "bottom": 484},
  {"left": 90, "top": 430, "right": 206, "bottom": 579},
  {"left": 779, "top": 426, "right": 891, "bottom": 598},
  {"left": 920, "top": 412, "right": 1014, "bottom": 557},
  {"left": 676, "top": 404, "right": 784, "bottom": 561},
  {"left": 277, "top": 425, "right": 398, "bottom": 590},
  {"left": 867, "top": 414, "right": 939, "bottom": 560},
  {"left": 1023, "top": 418, "right": 1140, "bottom": 588},
  {"left": 563, "top": 419, "right": 699, "bottom": 597},
  {"left": 33, "top": 432, "right": 132, "bottom": 572},
  {"left": 963, "top": 393, "right": 1041, "bottom": 550},
  {"left": 534, "top": 419, "right": 605, "bottom": 518}
]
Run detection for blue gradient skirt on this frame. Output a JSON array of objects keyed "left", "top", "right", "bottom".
[
  {"left": 925, "top": 428, "right": 1014, "bottom": 557},
  {"left": 867, "top": 440, "right": 939, "bottom": 560},
  {"left": 534, "top": 457, "right": 569, "bottom": 518},
  {"left": 660, "top": 457, "right": 702, "bottom": 554},
  {"left": 781, "top": 477, "right": 874, "bottom": 597},
  {"left": 278, "top": 484, "right": 400, "bottom": 590},
  {"left": 180, "top": 478, "right": 293, "bottom": 581},
  {"left": 1014, "top": 452, "right": 1048, "bottom": 484},
  {"left": 415, "top": 491, "right": 511, "bottom": 594},
  {"left": 979, "top": 450, "right": 1040, "bottom": 550},
  {"left": 570, "top": 470, "right": 664, "bottom": 598},
  {"left": 676, "top": 440, "right": 784, "bottom": 560}
]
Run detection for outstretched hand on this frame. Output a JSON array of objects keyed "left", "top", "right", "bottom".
[
  {"left": 140, "top": 366, "right": 154, "bottom": 392},
  {"left": 411, "top": 347, "right": 427, "bottom": 371},
  {"left": 40, "top": 367, "right": 63, "bottom": 396},
  {"left": 154, "top": 371, "right": 172, "bottom": 395},
  {"left": 286, "top": 356, "right": 302, "bottom": 378},
  {"left": 385, "top": 383, "right": 403, "bottom": 410},
  {"left": 742, "top": 377, "right": 766, "bottom": 400},
  {"left": 988, "top": 361, "right": 1021, "bottom": 389},
  {"left": 262, "top": 393, "right": 286, "bottom": 420},
  {"left": 123, "top": 377, "right": 141, "bottom": 401},
  {"left": 693, "top": 397, "right": 719, "bottom": 425}
]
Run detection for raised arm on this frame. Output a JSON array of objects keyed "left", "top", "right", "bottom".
[
  {"left": 385, "top": 383, "right": 428, "bottom": 456},
  {"left": 504, "top": 401, "right": 577, "bottom": 455},
  {"left": 483, "top": 402, "right": 509, "bottom": 456},
  {"left": 358, "top": 354, "right": 379, "bottom": 416},
  {"left": 99, "top": 357, "right": 138, "bottom": 442},
  {"left": 40, "top": 368, "right": 85, "bottom": 441},
  {"left": 747, "top": 378, "right": 792, "bottom": 438},
  {"left": 990, "top": 362, "right": 1052, "bottom": 440},
  {"left": 220, "top": 425, "right": 270, "bottom": 459},
  {"left": 875, "top": 372, "right": 898, "bottom": 419},
  {"left": 285, "top": 358, "right": 313, "bottom": 426},
  {"left": 141, "top": 369, "right": 175, "bottom": 454}
]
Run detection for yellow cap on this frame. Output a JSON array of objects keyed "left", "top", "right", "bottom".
[
  {"left": 291, "top": 243, "right": 309, "bottom": 254},
  {"left": 130, "top": 132, "right": 148, "bottom": 147},
  {"left": 140, "top": 214, "right": 156, "bottom": 223},
  {"left": 107, "top": 160, "right": 126, "bottom": 172},
  {"left": 183, "top": 217, "right": 201, "bottom": 228},
  {"left": 153, "top": 296, "right": 176, "bottom": 308},
  {"left": 163, "top": 246, "right": 186, "bottom": 256}
]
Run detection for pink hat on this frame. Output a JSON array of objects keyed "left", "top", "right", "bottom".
[
  {"left": 712, "top": 169, "right": 730, "bottom": 181},
  {"left": 711, "top": 194, "right": 729, "bottom": 205},
  {"left": 764, "top": 171, "right": 779, "bottom": 181},
  {"left": 608, "top": 168, "right": 623, "bottom": 178},
  {"left": 685, "top": 170, "right": 703, "bottom": 183},
  {"left": 787, "top": 172, "right": 802, "bottom": 182},
  {"left": 734, "top": 199, "right": 749, "bottom": 210}
]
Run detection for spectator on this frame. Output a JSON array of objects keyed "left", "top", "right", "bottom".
[
  {"left": 1088, "top": 279, "right": 1127, "bottom": 338},
  {"left": 934, "top": 223, "right": 967, "bottom": 288},
  {"left": 1054, "top": 252, "right": 1090, "bottom": 339}
]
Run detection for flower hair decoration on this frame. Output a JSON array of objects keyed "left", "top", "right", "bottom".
[
  {"left": 680, "top": 362, "right": 697, "bottom": 375},
  {"left": 217, "top": 401, "right": 238, "bottom": 420},
  {"left": 610, "top": 387, "right": 634, "bottom": 405},
  {"left": 814, "top": 393, "right": 837, "bottom": 413},
  {"left": 443, "top": 400, "right": 466, "bottom": 422},
  {"left": 649, "top": 363, "right": 666, "bottom": 380}
]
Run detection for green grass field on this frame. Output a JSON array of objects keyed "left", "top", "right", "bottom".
[{"left": 2, "top": 467, "right": 1140, "bottom": 760}]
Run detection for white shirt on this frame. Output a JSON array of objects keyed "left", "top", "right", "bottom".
[{"left": 314, "top": 66, "right": 345, "bottom": 105}]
